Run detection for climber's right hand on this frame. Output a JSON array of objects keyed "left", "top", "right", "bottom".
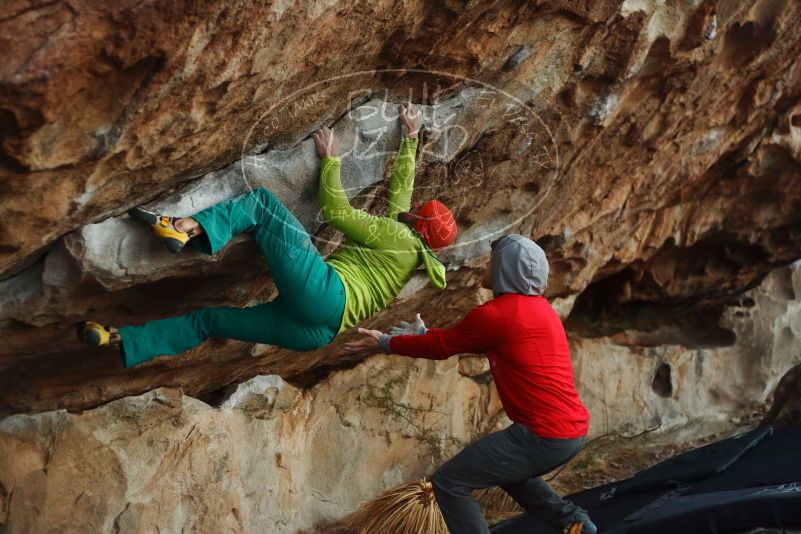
[
  {"left": 313, "top": 127, "right": 339, "bottom": 158},
  {"left": 389, "top": 313, "right": 427, "bottom": 336},
  {"left": 399, "top": 102, "right": 421, "bottom": 139}
]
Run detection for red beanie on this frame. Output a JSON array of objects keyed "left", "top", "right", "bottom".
[{"left": 415, "top": 200, "right": 457, "bottom": 250}]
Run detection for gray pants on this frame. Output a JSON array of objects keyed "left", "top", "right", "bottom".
[{"left": 432, "top": 423, "right": 588, "bottom": 534}]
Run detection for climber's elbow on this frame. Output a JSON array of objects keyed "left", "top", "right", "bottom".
[
  {"left": 320, "top": 205, "right": 338, "bottom": 224},
  {"left": 321, "top": 205, "right": 353, "bottom": 229}
]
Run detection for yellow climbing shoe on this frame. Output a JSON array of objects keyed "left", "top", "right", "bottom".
[
  {"left": 129, "top": 206, "right": 189, "bottom": 253},
  {"left": 76, "top": 321, "right": 112, "bottom": 347}
]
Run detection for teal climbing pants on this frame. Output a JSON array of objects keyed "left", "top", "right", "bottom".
[{"left": 118, "top": 187, "right": 346, "bottom": 368}]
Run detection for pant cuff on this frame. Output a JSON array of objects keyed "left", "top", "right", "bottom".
[
  {"left": 118, "top": 328, "right": 149, "bottom": 368},
  {"left": 191, "top": 210, "right": 223, "bottom": 255}
]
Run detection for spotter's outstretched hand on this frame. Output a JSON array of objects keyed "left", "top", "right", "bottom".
[
  {"left": 389, "top": 313, "right": 427, "bottom": 336},
  {"left": 344, "top": 328, "right": 384, "bottom": 355}
]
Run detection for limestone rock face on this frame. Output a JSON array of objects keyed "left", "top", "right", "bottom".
[
  {"left": 2, "top": 2, "right": 801, "bottom": 529},
  {"left": 2, "top": 0, "right": 801, "bottom": 414},
  {"left": 2, "top": 263, "right": 799, "bottom": 533},
  {"left": 6, "top": 1, "right": 801, "bottom": 531},
  {"left": 573, "top": 263, "right": 801, "bottom": 438},
  {"left": 0, "top": 0, "right": 618, "bottom": 277},
  {"left": 0, "top": 356, "right": 506, "bottom": 533}
]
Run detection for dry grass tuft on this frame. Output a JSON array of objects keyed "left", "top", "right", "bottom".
[{"left": 343, "top": 480, "right": 448, "bottom": 534}]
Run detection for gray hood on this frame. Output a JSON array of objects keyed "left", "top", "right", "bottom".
[{"left": 490, "top": 234, "right": 549, "bottom": 298}]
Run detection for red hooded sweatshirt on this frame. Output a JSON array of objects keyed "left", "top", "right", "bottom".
[{"left": 389, "top": 293, "right": 590, "bottom": 439}]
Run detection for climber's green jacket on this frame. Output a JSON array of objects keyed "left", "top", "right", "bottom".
[{"left": 321, "top": 136, "right": 447, "bottom": 332}]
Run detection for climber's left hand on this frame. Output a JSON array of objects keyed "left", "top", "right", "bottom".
[
  {"left": 313, "top": 126, "right": 339, "bottom": 158},
  {"left": 344, "top": 328, "right": 383, "bottom": 355}
]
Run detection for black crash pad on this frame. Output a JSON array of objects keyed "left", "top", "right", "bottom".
[{"left": 490, "top": 426, "right": 801, "bottom": 533}]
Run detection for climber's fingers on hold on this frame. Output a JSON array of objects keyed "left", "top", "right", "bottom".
[
  {"left": 313, "top": 126, "right": 331, "bottom": 138},
  {"left": 313, "top": 127, "right": 338, "bottom": 158},
  {"left": 399, "top": 103, "right": 422, "bottom": 137}
]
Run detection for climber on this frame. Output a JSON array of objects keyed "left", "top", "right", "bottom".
[
  {"left": 76, "top": 103, "right": 458, "bottom": 368},
  {"left": 345, "top": 234, "right": 595, "bottom": 534}
]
